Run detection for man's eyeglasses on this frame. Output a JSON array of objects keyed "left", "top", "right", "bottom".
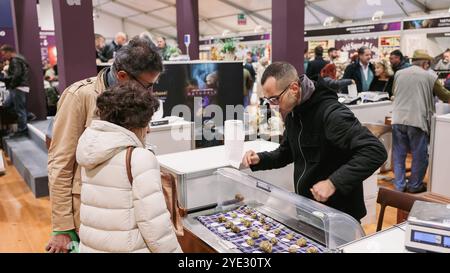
[
  {"left": 128, "top": 73, "right": 156, "bottom": 92},
  {"left": 262, "top": 81, "right": 297, "bottom": 105}
]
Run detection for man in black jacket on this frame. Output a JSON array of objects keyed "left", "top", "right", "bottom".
[
  {"left": 0, "top": 44, "right": 30, "bottom": 136},
  {"left": 343, "top": 46, "right": 375, "bottom": 93},
  {"left": 306, "top": 46, "right": 329, "bottom": 82},
  {"left": 242, "top": 62, "right": 387, "bottom": 221},
  {"left": 102, "top": 32, "right": 128, "bottom": 60}
]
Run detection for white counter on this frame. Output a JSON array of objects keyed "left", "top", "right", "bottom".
[
  {"left": 340, "top": 223, "right": 411, "bottom": 253},
  {"left": 429, "top": 113, "right": 450, "bottom": 198},
  {"left": 347, "top": 101, "right": 393, "bottom": 124}
]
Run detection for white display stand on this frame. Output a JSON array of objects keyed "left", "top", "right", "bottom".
[
  {"left": 347, "top": 101, "right": 393, "bottom": 124},
  {"left": 340, "top": 223, "right": 411, "bottom": 253},
  {"left": 146, "top": 120, "right": 194, "bottom": 155},
  {"left": 429, "top": 114, "right": 450, "bottom": 199}
]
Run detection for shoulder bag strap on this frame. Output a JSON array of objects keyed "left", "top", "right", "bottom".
[{"left": 126, "top": 146, "right": 135, "bottom": 185}]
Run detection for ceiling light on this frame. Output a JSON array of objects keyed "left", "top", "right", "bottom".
[
  {"left": 372, "top": 10, "right": 384, "bottom": 21},
  {"left": 367, "top": 0, "right": 381, "bottom": 6},
  {"left": 323, "top": 17, "right": 334, "bottom": 27}
]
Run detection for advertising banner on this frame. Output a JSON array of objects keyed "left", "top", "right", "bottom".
[{"left": 404, "top": 17, "right": 450, "bottom": 30}]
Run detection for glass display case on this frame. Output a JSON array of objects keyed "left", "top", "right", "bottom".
[{"left": 183, "top": 168, "right": 365, "bottom": 253}]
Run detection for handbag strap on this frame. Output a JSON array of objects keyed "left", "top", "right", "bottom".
[{"left": 126, "top": 146, "right": 135, "bottom": 185}]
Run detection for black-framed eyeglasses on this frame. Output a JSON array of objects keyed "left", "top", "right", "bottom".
[
  {"left": 128, "top": 73, "right": 157, "bottom": 92},
  {"left": 262, "top": 81, "right": 297, "bottom": 105}
]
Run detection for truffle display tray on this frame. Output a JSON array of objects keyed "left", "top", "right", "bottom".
[{"left": 196, "top": 206, "right": 325, "bottom": 253}]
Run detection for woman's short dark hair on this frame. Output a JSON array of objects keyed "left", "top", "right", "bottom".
[
  {"left": 96, "top": 81, "right": 160, "bottom": 129},
  {"left": 112, "top": 36, "right": 163, "bottom": 78}
]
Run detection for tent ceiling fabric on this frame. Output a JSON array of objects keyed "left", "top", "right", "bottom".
[{"left": 93, "top": 0, "right": 450, "bottom": 39}]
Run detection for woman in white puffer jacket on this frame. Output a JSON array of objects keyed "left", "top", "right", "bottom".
[{"left": 76, "top": 81, "right": 182, "bottom": 253}]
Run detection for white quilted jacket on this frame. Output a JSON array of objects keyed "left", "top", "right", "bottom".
[{"left": 76, "top": 120, "right": 182, "bottom": 253}]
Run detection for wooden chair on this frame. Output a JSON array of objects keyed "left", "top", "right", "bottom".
[{"left": 376, "top": 187, "right": 428, "bottom": 232}]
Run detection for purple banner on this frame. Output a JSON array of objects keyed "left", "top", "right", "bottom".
[{"left": 305, "top": 22, "right": 401, "bottom": 37}]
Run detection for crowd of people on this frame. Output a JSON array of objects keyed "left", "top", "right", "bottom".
[
  {"left": 1, "top": 29, "right": 450, "bottom": 253},
  {"left": 95, "top": 32, "right": 172, "bottom": 64}
]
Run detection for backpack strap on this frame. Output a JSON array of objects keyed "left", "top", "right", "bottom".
[{"left": 126, "top": 147, "right": 135, "bottom": 185}]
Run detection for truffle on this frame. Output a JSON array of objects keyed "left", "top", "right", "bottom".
[
  {"left": 262, "top": 224, "right": 270, "bottom": 231},
  {"left": 243, "top": 220, "right": 252, "bottom": 228},
  {"left": 246, "top": 238, "right": 255, "bottom": 246},
  {"left": 288, "top": 245, "right": 299, "bottom": 253},
  {"left": 259, "top": 217, "right": 266, "bottom": 224},
  {"left": 230, "top": 212, "right": 238, "bottom": 218},
  {"left": 270, "top": 237, "right": 278, "bottom": 245},
  {"left": 284, "top": 233, "right": 294, "bottom": 240},
  {"left": 231, "top": 225, "right": 241, "bottom": 233},
  {"left": 306, "top": 246, "right": 319, "bottom": 253},
  {"left": 224, "top": 222, "right": 233, "bottom": 229},
  {"left": 249, "top": 230, "right": 260, "bottom": 239},
  {"left": 273, "top": 229, "right": 281, "bottom": 236},
  {"left": 259, "top": 241, "right": 273, "bottom": 253},
  {"left": 296, "top": 238, "right": 307, "bottom": 247},
  {"left": 217, "top": 215, "right": 227, "bottom": 223},
  {"left": 251, "top": 214, "right": 257, "bottom": 219}
]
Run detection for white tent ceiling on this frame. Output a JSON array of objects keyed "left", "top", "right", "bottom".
[{"left": 93, "top": 0, "right": 450, "bottom": 39}]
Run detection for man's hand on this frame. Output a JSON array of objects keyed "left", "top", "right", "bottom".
[
  {"left": 310, "top": 180, "right": 336, "bottom": 203},
  {"left": 242, "top": 150, "right": 260, "bottom": 168},
  {"left": 45, "top": 234, "right": 72, "bottom": 253}
]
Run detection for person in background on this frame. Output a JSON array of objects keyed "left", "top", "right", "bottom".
[
  {"left": 0, "top": 44, "right": 30, "bottom": 137},
  {"left": 445, "top": 74, "right": 450, "bottom": 90},
  {"left": 306, "top": 46, "right": 329, "bottom": 82},
  {"left": 45, "top": 37, "right": 163, "bottom": 253},
  {"left": 244, "top": 51, "right": 256, "bottom": 81},
  {"left": 318, "top": 63, "right": 354, "bottom": 93},
  {"left": 76, "top": 81, "right": 182, "bottom": 253},
  {"left": 434, "top": 49, "right": 450, "bottom": 71},
  {"left": 392, "top": 50, "right": 450, "bottom": 193},
  {"left": 389, "top": 50, "right": 411, "bottom": 74},
  {"left": 255, "top": 56, "right": 270, "bottom": 100},
  {"left": 328, "top": 47, "right": 340, "bottom": 64},
  {"left": 95, "top": 34, "right": 108, "bottom": 63},
  {"left": 243, "top": 68, "right": 254, "bottom": 107},
  {"left": 102, "top": 32, "right": 128, "bottom": 61},
  {"left": 304, "top": 48, "right": 310, "bottom": 73},
  {"left": 370, "top": 60, "right": 393, "bottom": 96},
  {"left": 343, "top": 46, "right": 375, "bottom": 93},
  {"left": 242, "top": 62, "right": 387, "bottom": 221},
  {"left": 156, "top": 36, "right": 170, "bottom": 61}
]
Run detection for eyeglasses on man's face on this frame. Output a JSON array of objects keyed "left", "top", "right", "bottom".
[
  {"left": 262, "top": 81, "right": 297, "bottom": 106},
  {"left": 128, "top": 72, "right": 157, "bottom": 92}
]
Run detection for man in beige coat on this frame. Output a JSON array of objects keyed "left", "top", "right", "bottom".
[{"left": 46, "top": 37, "right": 163, "bottom": 253}]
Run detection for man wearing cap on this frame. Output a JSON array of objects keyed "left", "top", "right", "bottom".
[{"left": 392, "top": 50, "right": 450, "bottom": 193}]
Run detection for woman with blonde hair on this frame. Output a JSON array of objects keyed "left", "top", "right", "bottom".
[{"left": 370, "top": 59, "right": 394, "bottom": 96}]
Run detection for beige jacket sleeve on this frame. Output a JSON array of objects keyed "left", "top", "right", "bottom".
[
  {"left": 131, "top": 149, "right": 183, "bottom": 253},
  {"left": 48, "top": 83, "right": 98, "bottom": 231}
]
